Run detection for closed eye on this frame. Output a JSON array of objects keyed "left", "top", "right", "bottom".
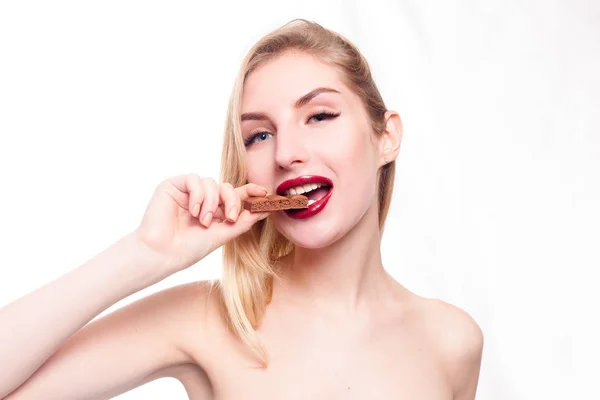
[{"left": 307, "top": 111, "right": 341, "bottom": 123}]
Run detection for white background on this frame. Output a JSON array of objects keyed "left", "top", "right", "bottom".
[{"left": 1, "top": 1, "right": 599, "bottom": 399}]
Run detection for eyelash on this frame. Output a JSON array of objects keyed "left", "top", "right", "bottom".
[{"left": 243, "top": 110, "right": 341, "bottom": 147}]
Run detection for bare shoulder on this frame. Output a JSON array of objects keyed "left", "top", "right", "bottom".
[
  {"left": 144, "top": 280, "right": 225, "bottom": 379},
  {"left": 155, "top": 279, "right": 225, "bottom": 341},
  {"left": 136, "top": 280, "right": 220, "bottom": 330},
  {"left": 414, "top": 296, "right": 484, "bottom": 399},
  {"left": 138, "top": 279, "right": 226, "bottom": 367},
  {"left": 418, "top": 298, "right": 484, "bottom": 358},
  {"left": 157, "top": 279, "right": 222, "bottom": 316}
]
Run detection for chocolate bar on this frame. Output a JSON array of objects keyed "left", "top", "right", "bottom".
[{"left": 243, "top": 194, "right": 308, "bottom": 212}]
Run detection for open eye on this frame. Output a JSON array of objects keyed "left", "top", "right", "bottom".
[{"left": 244, "top": 131, "right": 272, "bottom": 147}]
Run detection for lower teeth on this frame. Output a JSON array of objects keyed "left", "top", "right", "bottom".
[{"left": 307, "top": 199, "right": 316, "bottom": 205}]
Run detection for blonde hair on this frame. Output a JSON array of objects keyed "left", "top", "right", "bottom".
[{"left": 218, "top": 19, "right": 396, "bottom": 366}]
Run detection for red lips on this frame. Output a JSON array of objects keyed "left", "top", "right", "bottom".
[
  {"left": 276, "top": 175, "right": 333, "bottom": 196},
  {"left": 276, "top": 175, "right": 334, "bottom": 220}
]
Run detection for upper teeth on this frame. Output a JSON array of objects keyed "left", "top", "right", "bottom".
[{"left": 285, "top": 182, "right": 326, "bottom": 196}]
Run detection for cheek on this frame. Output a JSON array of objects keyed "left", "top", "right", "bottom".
[
  {"left": 245, "top": 151, "right": 276, "bottom": 190},
  {"left": 328, "top": 124, "right": 378, "bottom": 196},
  {"left": 326, "top": 122, "right": 375, "bottom": 170}
]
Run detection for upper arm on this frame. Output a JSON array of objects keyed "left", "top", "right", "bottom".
[
  {"left": 428, "top": 300, "right": 484, "bottom": 400},
  {"left": 5, "top": 281, "right": 212, "bottom": 400}
]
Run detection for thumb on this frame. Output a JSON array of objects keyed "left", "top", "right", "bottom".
[{"left": 212, "top": 209, "right": 270, "bottom": 243}]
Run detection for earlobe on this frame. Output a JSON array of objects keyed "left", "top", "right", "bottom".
[{"left": 380, "top": 110, "right": 403, "bottom": 164}]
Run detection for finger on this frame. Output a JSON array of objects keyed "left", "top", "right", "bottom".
[
  {"left": 211, "top": 209, "right": 270, "bottom": 243},
  {"left": 219, "top": 182, "right": 239, "bottom": 223},
  {"left": 209, "top": 188, "right": 228, "bottom": 223},
  {"left": 212, "top": 203, "right": 226, "bottom": 223},
  {"left": 234, "top": 182, "right": 269, "bottom": 201},
  {"left": 212, "top": 182, "right": 265, "bottom": 222},
  {"left": 184, "top": 174, "right": 205, "bottom": 218},
  {"left": 157, "top": 175, "right": 192, "bottom": 211},
  {"left": 199, "top": 178, "right": 219, "bottom": 228}
]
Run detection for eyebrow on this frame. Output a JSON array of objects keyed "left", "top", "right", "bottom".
[{"left": 241, "top": 87, "right": 340, "bottom": 121}]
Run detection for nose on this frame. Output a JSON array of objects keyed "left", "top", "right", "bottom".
[{"left": 274, "top": 126, "right": 309, "bottom": 170}]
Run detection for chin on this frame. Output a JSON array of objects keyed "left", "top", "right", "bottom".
[
  {"left": 273, "top": 217, "right": 349, "bottom": 249},
  {"left": 270, "top": 191, "right": 373, "bottom": 249},
  {"left": 288, "top": 234, "right": 339, "bottom": 249}
]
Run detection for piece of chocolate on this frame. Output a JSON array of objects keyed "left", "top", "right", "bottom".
[{"left": 243, "top": 194, "right": 308, "bottom": 212}]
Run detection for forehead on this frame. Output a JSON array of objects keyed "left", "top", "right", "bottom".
[{"left": 242, "top": 52, "right": 348, "bottom": 110}]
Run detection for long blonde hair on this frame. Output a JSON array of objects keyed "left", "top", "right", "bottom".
[{"left": 218, "top": 19, "right": 396, "bottom": 366}]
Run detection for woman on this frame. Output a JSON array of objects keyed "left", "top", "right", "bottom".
[{"left": 0, "top": 19, "right": 483, "bottom": 399}]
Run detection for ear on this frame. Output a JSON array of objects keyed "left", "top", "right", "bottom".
[{"left": 377, "top": 110, "right": 403, "bottom": 166}]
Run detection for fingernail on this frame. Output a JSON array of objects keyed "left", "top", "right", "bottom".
[
  {"left": 226, "top": 206, "right": 238, "bottom": 222},
  {"left": 201, "top": 212, "right": 213, "bottom": 227},
  {"left": 258, "top": 212, "right": 270, "bottom": 220},
  {"left": 192, "top": 203, "right": 200, "bottom": 217}
]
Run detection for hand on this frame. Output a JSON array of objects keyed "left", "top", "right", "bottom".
[{"left": 134, "top": 174, "right": 270, "bottom": 276}]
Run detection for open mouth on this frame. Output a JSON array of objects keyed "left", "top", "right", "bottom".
[
  {"left": 276, "top": 175, "right": 334, "bottom": 219},
  {"left": 281, "top": 183, "right": 332, "bottom": 205}
]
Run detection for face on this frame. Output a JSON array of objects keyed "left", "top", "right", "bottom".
[{"left": 241, "top": 51, "right": 381, "bottom": 248}]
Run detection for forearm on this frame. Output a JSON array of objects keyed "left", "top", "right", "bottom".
[{"left": 0, "top": 232, "right": 165, "bottom": 397}]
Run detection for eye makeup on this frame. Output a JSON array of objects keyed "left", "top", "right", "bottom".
[{"left": 243, "top": 110, "right": 341, "bottom": 147}]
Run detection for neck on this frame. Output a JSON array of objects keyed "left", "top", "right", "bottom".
[{"left": 274, "top": 202, "right": 393, "bottom": 315}]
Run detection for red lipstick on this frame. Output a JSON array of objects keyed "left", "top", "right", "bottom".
[
  {"left": 276, "top": 175, "right": 333, "bottom": 195},
  {"left": 276, "top": 175, "right": 333, "bottom": 220}
]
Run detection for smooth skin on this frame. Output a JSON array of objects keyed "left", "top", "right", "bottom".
[{"left": 0, "top": 52, "right": 483, "bottom": 400}]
